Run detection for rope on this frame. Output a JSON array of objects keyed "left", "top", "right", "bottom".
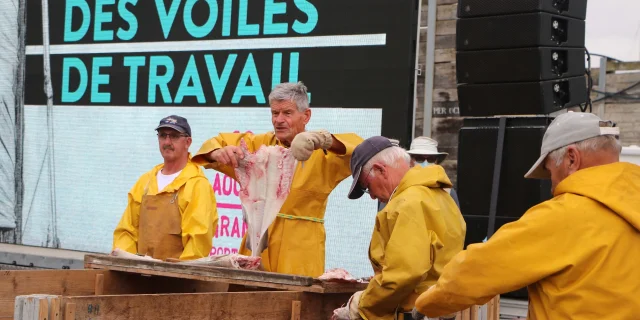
[{"left": 276, "top": 213, "right": 324, "bottom": 224}]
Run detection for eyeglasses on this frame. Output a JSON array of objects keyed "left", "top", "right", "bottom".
[
  {"left": 360, "top": 167, "right": 374, "bottom": 194},
  {"left": 157, "top": 132, "right": 188, "bottom": 141}
]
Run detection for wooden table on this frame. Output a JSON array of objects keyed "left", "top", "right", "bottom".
[
  {"left": 6, "top": 254, "right": 499, "bottom": 320},
  {"left": 5, "top": 254, "right": 367, "bottom": 320}
]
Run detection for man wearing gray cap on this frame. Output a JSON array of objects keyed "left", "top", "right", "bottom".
[
  {"left": 332, "top": 136, "right": 465, "bottom": 320},
  {"left": 413, "top": 112, "right": 640, "bottom": 320},
  {"left": 113, "top": 115, "right": 219, "bottom": 261}
]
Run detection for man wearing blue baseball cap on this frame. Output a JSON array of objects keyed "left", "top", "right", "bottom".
[
  {"left": 332, "top": 136, "right": 465, "bottom": 320},
  {"left": 113, "top": 115, "right": 219, "bottom": 261},
  {"left": 414, "top": 112, "right": 640, "bottom": 319}
]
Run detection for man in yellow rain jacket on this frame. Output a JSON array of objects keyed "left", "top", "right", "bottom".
[
  {"left": 332, "top": 136, "right": 466, "bottom": 320},
  {"left": 192, "top": 82, "right": 362, "bottom": 277},
  {"left": 414, "top": 112, "right": 640, "bottom": 319},
  {"left": 113, "top": 115, "right": 219, "bottom": 261}
]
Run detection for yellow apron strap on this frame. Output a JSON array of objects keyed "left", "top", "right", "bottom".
[{"left": 276, "top": 213, "right": 324, "bottom": 224}]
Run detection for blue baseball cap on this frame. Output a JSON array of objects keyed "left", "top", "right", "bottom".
[
  {"left": 348, "top": 136, "right": 394, "bottom": 199},
  {"left": 155, "top": 115, "right": 191, "bottom": 137}
]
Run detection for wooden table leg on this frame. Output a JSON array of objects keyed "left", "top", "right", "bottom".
[{"left": 291, "top": 300, "right": 301, "bottom": 320}]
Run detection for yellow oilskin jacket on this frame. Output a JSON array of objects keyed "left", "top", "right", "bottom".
[
  {"left": 358, "top": 165, "right": 466, "bottom": 320},
  {"left": 192, "top": 131, "right": 363, "bottom": 277},
  {"left": 112, "top": 158, "right": 219, "bottom": 260},
  {"left": 415, "top": 162, "right": 640, "bottom": 319}
]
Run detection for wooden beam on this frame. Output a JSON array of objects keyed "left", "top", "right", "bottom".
[
  {"left": 435, "top": 35, "right": 456, "bottom": 49},
  {"left": 437, "top": 4, "right": 458, "bottom": 21},
  {"left": 0, "top": 269, "right": 230, "bottom": 320},
  {"left": 436, "top": 20, "right": 456, "bottom": 35},
  {"left": 487, "top": 296, "right": 500, "bottom": 320},
  {"left": 57, "top": 291, "right": 348, "bottom": 320},
  {"left": 84, "top": 254, "right": 313, "bottom": 287},
  {"left": 291, "top": 300, "right": 301, "bottom": 320},
  {"left": 435, "top": 49, "right": 456, "bottom": 63},
  {"left": 1, "top": 270, "right": 105, "bottom": 320},
  {"left": 607, "top": 60, "right": 640, "bottom": 73},
  {"left": 50, "top": 298, "right": 61, "bottom": 320},
  {"left": 84, "top": 254, "right": 365, "bottom": 294},
  {"left": 433, "top": 89, "right": 458, "bottom": 102},
  {"left": 37, "top": 298, "right": 48, "bottom": 320},
  {"left": 13, "top": 295, "right": 60, "bottom": 320},
  {"left": 63, "top": 303, "right": 74, "bottom": 320},
  {"left": 94, "top": 274, "right": 104, "bottom": 295}
]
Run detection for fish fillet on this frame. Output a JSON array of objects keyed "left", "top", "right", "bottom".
[
  {"left": 177, "top": 254, "right": 262, "bottom": 270},
  {"left": 234, "top": 139, "right": 296, "bottom": 257}
]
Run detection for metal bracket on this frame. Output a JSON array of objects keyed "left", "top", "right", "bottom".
[{"left": 487, "top": 117, "right": 507, "bottom": 239}]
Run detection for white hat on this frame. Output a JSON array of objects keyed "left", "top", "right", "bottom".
[
  {"left": 407, "top": 137, "right": 448, "bottom": 161},
  {"left": 524, "top": 111, "right": 620, "bottom": 179}
]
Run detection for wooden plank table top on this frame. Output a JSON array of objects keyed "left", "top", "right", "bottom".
[{"left": 83, "top": 254, "right": 368, "bottom": 294}]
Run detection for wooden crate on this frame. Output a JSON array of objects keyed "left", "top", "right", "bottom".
[{"left": 4, "top": 254, "right": 499, "bottom": 320}]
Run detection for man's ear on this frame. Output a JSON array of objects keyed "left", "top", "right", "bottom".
[
  {"left": 303, "top": 108, "right": 311, "bottom": 125},
  {"left": 373, "top": 163, "right": 386, "bottom": 177},
  {"left": 566, "top": 146, "right": 581, "bottom": 173}
]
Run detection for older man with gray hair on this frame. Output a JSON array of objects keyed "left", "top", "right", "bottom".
[
  {"left": 332, "top": 136, "right": 465, "bottom": 320},
  {"left": 193, "top": 81, "right": 363, "bottom": 278},
  {"left": 413, "top": 112, "right": 640, "bottom": 319}
]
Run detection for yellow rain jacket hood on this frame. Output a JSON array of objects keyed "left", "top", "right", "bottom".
[
  {"left": 358, "top": 165, "right": 466, "bottom": 320},
  {"left": 415, "top": 162, "right": 640, "bottom": 319},
  {"left": 113, "top": 157, "right": 219, "bottom": 260}
]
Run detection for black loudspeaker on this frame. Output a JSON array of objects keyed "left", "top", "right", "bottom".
[
  {"left": 456, "top": 13, "right": 586, "bottom": 51},
  {"left": 457, "top": 117, "right": 553, "bottom": 243},
  {"left": 458, "top": 76, "right": 587, "bottom": 116},
  {"left": 456, "top": 47, "right": 586, "bottom": 83},
  {"left": 457, "top": 0, "right": 588, "bottom": 20},
  {"left": 455, "top": 0, "right": 588, "bottom": 116},
  {"left": 457, "top": 117, "right": 553, "bottom": 299}
]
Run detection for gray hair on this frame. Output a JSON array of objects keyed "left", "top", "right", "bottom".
[
  {"left": 548, "top": 135, "right": 622, "bottom": 167},
  {"left": 268, "top": 81, "right": 310, "bottom": 112},
  {"left": 364, "top": 146, "right": 411, "bottom": 178}
]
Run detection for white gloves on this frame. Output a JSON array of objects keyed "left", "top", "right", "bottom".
[
  {"left": 290, "top": 129, "right": 333, "bottom": 161},
  {"left": 348, "top": 291, "right": 363, "bottom": 319},
  {"left": 412, "top": 307, "right": 426, "bottom": 320},
  {"left": 331, "top": 291, "right": 363, "bottom": 320}
]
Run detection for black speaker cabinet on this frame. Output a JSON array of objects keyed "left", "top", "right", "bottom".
[
  {"left": 457, "top": 0, "right": 588, "bottom": 20},
  {"left": 456, "top": 47, "right": 586, "bottom": 84},
  {"left": 456, "top": 12, "right": 586, "bottom": 51},
  {"left": 458, "top": 76, "right": 587, "bottom": 117},
  {"left": 457, "top": 117, "right": 553, "bottom": 231},
  {"left": 458, "top": 117, "right": 554, "bottom": 300}
]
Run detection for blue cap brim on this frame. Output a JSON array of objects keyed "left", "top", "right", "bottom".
[
  {"left": 348, "top": 166, "right": 365, "bottom": 199},
  {"left": 156, "top": 124, "right": 188, "bottom": 135}
]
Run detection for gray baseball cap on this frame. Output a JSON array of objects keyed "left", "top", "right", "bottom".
[
  {"left": 524, "top": 111, "right": 620, "bottom": 179},
  {"left": 348, "top": 136, "right": 394, "bottom": 199}
]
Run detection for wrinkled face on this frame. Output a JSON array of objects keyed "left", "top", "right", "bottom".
[
  {"left": 359, "top": 161, "right": 409, "bottom": 203},
  {"left": 271, "top": 100, "right": 311, "bottom": 146},
  {"left": 157, "top": 128, "right": 191, "bottom": 162}
]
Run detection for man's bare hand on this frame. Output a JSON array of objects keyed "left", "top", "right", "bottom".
[{"left": 207, "top": 146, "right": 244, "bottom": 167}]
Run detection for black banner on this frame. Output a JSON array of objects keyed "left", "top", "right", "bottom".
[{"left": 25, "top": 0, "right": 419, "bottom": 143}]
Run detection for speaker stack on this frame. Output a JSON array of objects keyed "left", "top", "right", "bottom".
[
  {"left": 456, "top": 0, "right": 589, "bottom": 116},
  {"left": 454, "top": 0, "right": 589, "bottom": 299}
]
